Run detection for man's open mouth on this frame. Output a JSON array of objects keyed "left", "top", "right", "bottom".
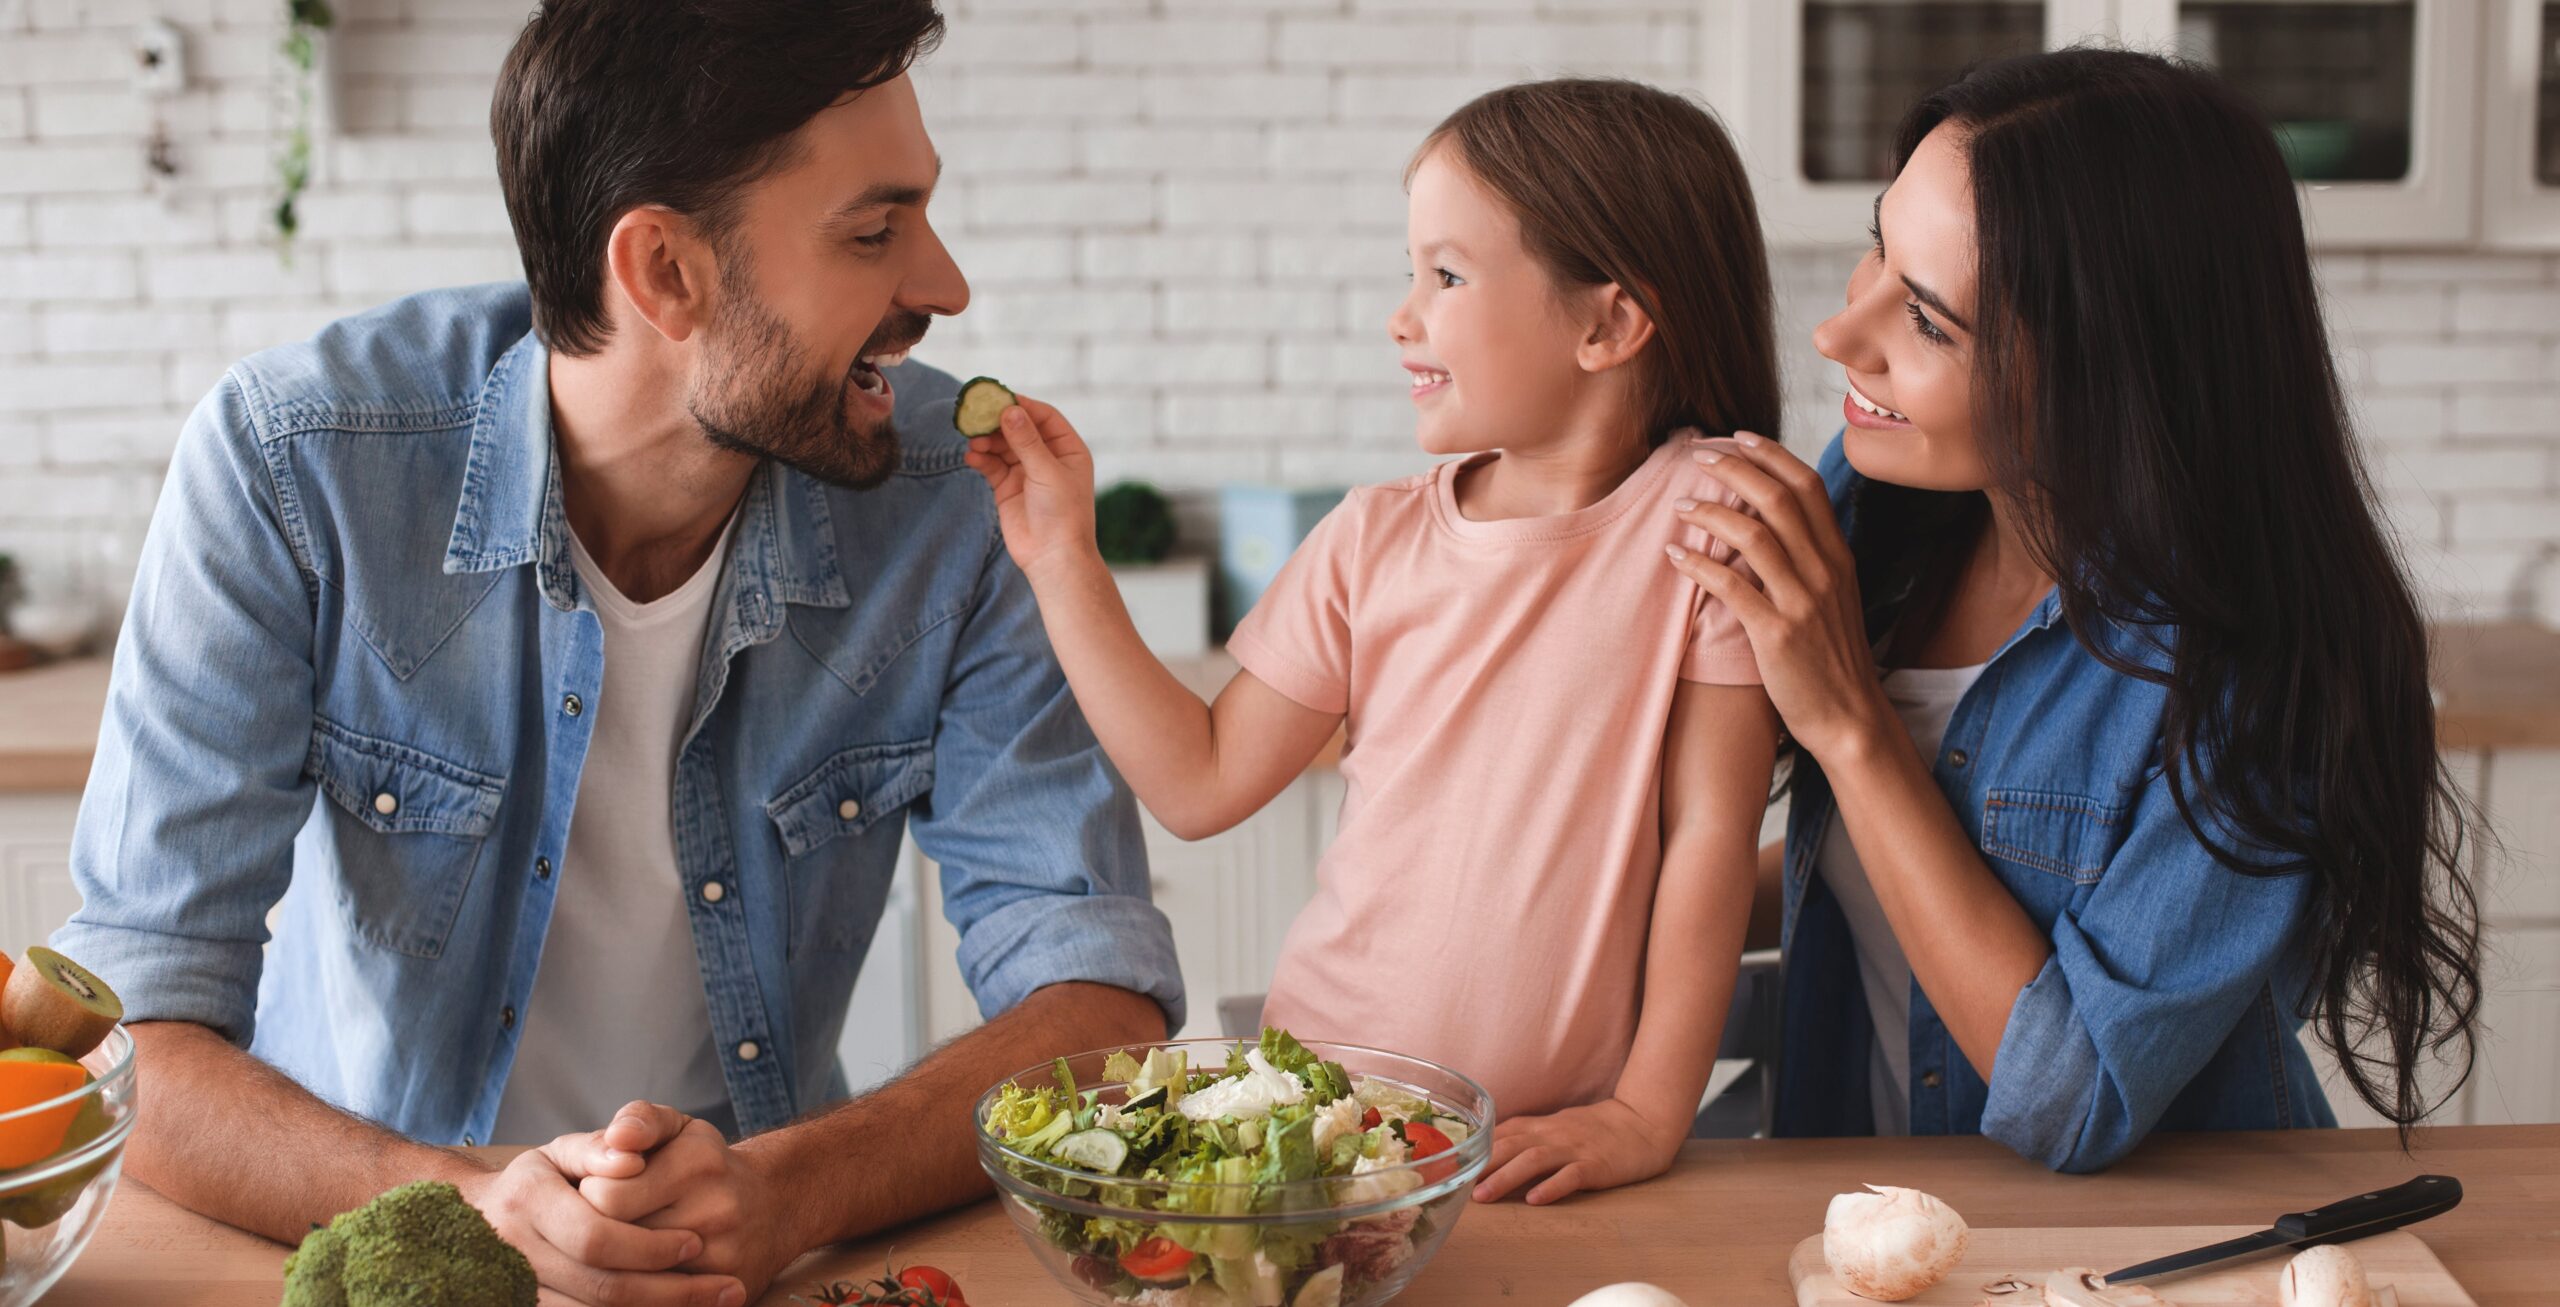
[{"left": 850, "top": 347, "right": 911, "bottom": 397}]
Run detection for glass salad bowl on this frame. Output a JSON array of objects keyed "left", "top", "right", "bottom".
[
  {"left": 0, "top": 1025, "right": 137, "bottom": 1305},
  {"left": 975, "top": 1036, "right": 1494, "bottom": 1307}
]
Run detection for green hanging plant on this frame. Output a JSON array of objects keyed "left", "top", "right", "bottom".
[{"left": 274, "top": 0, "right": 335, "bottom": 261}]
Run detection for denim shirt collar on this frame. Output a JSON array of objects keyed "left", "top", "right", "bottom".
[{"left": 439, "top": 330, "right": 854, "bottom": 629}]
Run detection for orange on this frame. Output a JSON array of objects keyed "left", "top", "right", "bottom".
[{"left": 0, "top": 1059, "right": 89, "bottom": 1170}]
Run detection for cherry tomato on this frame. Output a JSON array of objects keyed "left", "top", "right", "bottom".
[
  {"left": 1404, "top": 1121, "right": 1457, "bottom": 1184},
  {"left": 1119, "top": 1236, "right": 1197, "bottom": 1281},
  {"left": 1359, "top": 1107, "right": 1382, "bottom": 1130},
  {"left": 898, "top": 1265, "right": 965, "bottom": 1306}
]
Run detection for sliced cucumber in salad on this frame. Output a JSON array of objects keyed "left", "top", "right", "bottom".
[{"left": 1054, "top": 1127, "right": 1131, "bottom": 1174}]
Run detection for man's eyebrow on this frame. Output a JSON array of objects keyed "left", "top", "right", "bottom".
[
  {"left": 1902, "top": 275, "right": 1971, "bottom": 334},
  {"left": 827, "top": 155, "right": 944, "bottom": 221}
]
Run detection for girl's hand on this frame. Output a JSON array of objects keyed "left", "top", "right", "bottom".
[
  {"left": 1662, "top": 433, "right": 1895, "bottom": 765},
  {"left": 961, "top": 395, "right": 1101, "bottom": 584},
  {"left": 1470, "top": 1099, "right": 1684, "bottom": 1206}
]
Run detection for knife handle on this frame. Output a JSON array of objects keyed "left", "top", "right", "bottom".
[{"left": 2274, "top": 1175, "right": 2463, "bottom": 1244}]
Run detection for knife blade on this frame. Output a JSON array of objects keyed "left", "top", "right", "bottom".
[{"left": 2102, "top": 1174, "right": 2462, "bottom": 1286}]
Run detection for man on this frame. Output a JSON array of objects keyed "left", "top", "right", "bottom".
[{"left": 54, "top": 2, "right": 1182, "bottom": 1302}]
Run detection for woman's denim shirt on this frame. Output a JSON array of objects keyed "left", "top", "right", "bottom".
[{"left": 1776, "top": 433, "right": 2336, "bottom": 1172}]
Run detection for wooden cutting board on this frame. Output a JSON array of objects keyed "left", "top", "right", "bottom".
[{"left": 1790, "top": 1227, "right": 2476, "bottom": 1305}]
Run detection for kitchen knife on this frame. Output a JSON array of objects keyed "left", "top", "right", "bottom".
[{"left": 2102, "top": 1174, "right": 2462, "bottom": 1286}]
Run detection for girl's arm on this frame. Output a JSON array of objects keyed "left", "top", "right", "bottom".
[
  {"left": 965, "top": 399, "right": 1341, "bottom": 840},
  {"left": 1472, "top": 681, "right": 1779, "bottom": 1205}
]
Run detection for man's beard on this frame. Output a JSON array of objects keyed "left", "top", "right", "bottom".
[{"left": 687, "top": 251, "right": 927, "bottom": 492}]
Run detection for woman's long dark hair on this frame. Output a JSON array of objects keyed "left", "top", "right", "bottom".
[{"left": 1858, "top": 48, "right": 2480, "bottom": 1130}]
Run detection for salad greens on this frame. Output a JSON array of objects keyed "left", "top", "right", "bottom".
[{"left": 983, "top": 1030, "right": 1474, "bottom": 1307}]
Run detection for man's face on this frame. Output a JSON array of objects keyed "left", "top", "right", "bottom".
[{"left": 687, "top": 73, "right": 968, "bottom": 490}]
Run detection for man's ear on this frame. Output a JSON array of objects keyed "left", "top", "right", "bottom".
[
  {"left": 1576, "top": 282, "right": 1657, "bottom": 374},
  {"left": 603, "top": 206, "right": 717, "bottom": 345}
]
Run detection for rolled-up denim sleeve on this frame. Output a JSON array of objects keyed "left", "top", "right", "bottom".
[
  {"left": 52, "top": 373, "right": 317, "bottom": 1046},
  {"left": 910, "top": 533, "right": 1185, "bottom": 1036},
  {"left": 1980, "top": 771, "right": 2314, "bottom": 1172}
]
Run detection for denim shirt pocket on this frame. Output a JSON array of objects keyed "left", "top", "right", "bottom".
[
  {"left": 306, "top": 717, "right": 505, "bottom": 959},
  {"left": 765, "top": 739, "right": 935, "bottom": 954},
  {"left": 1980, "top": 788, "right": 2125, "bottom": 886}
]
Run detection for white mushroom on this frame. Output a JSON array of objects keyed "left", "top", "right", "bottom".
[
  {"left": 1562, "top": 1285, "right": 1691, "bottom": 1307},
  {"left": 2279, "top": 1245, "right": 2372, "bottom": 1307},
  {"left": 1823, "top": 1185, "right": 1971, "bottom": 1301}
]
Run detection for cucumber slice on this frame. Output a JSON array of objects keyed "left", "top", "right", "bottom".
[
  {"left": 953, "top": 376, "right": 1016, "bottom": 438},
  {"left": 1052, "top": 1127, "right": 1130, "bottom": 1175},
  {"left": 1121, "top": 1084, "right": 1170, "bottom": 1112}
]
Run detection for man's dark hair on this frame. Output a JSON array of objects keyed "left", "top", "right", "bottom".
[{"left": 493, "top": 0, "right": 945, "bottom": 356}]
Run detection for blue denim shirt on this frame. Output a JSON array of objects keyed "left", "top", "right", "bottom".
[
  {"left": 56, "top": 283, "right": 1184, "bottom": 1144},
  {"left": 1775, "top": 433, "right": 2334, "bottom": 1172}
]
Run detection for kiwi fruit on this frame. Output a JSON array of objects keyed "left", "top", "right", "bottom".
[{"left": 2, "top": 949, "right": 120, "bottom": 1061}]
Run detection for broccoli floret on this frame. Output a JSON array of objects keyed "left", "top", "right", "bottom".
[{"left": 281, "top": 1180, "right": 537, "bottom": 1306}]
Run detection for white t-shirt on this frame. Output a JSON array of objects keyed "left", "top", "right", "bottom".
[
  {"left": 1811, "top": 661, "right": 1988, "bottom": 1137},
  {"left": 492, "top": 518, "right": 738, "bottom": 1144}
]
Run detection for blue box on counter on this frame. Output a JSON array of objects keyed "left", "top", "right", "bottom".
[{"left": 1216, "top": 484, "right": 1347, "bottom": 638}]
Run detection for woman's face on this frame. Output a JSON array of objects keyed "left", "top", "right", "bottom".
[{"left": 1812, "top": 122, "right": 1992, "bottom": 492}]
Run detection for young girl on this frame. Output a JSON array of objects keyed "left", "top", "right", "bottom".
[{"left": 963, "top": 79, "right": 1781, "bottom": 1206}]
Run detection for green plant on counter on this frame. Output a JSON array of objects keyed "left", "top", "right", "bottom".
[
  {"left": 273, "top": 0, "right": 336, "bottom": 261},
  {"left": 1095, "top": 481, "right": 1177, "bottom": 567},
  {"left": 0, "top": 553, "right": 17, "bottom": 627}
]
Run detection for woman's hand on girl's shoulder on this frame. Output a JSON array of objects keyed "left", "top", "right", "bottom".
[
  {"left": 1662, "top": 433, "right": 1895, "bottom": 765},
  {"left": 962, "top": 395, "right": 1103, "bottom": 586},
  {"left": 1468, "top": 1098, "right": 1687, "bottom": 1206}
]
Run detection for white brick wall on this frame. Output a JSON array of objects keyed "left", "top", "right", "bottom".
[{"left": 3, "top": 0, "right": 2556, "bottom": 625}]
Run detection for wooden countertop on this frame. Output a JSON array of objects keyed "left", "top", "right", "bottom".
[
  {"left": 2, "top": 623, "right": 2551, "bottom": 793},
  {"left": 57, "top": 1125, "right": 2560, "bottom": 1304},
  {"left": 0, "top": 655, "right": 108, "bottom": 792}
]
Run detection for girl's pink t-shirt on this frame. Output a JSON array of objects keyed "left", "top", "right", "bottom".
[{"left": 1232, "top": 437, "right": 1760, "bottom": 1119}]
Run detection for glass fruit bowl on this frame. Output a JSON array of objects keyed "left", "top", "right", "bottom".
[
  {"left": 975, "top": 1038, "right": 1493, "bottom": 1307},
  {"left": 0, "top": 1025, "right": 136, "bottom": 1305}
]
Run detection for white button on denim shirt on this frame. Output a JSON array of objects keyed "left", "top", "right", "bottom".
[{"left": 54, "top": 284, "right": 1185, "bottom": 1145}]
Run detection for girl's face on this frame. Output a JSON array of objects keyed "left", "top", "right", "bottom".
[
  {"left": 1387, "top": 146, "right": 1609, "bottom": 458},
  {"left": 1812, "top": 123, "right": 1992, "bottom": 492}
]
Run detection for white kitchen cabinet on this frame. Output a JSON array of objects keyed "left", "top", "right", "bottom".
[
  {"left": 2463, "top": 926, "right": 2560, "bottom": 1126},
  {"left": 2480, "top": 0, "right": 2560, "bottom": 246},
  {"left": 1712, "top": 0, "right": 2136, "bottom": 246},
  {"left": 1716, "top": 0, "right": 2487, "bottom": 248},
  {"left": 0, "top": 794, "right": 84, "bottom": 954},
  {"left": 2114, "top": 0, "right": 2481, "bottom": 245},
  {"left": 914, "top": 774, "right": 1334, "bottom": 1048}
]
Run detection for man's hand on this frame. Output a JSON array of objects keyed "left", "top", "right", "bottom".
[
  {"left": 455, "top": 1107, "right": 748, "bottom": 1307},
  {"left": 574, "top": 1104, "right": 801, "bottom": 1302}
]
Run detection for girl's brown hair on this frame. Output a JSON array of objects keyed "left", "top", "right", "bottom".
[{"left": 1412, "top": 78, "right": 1781, "bottom": 447}]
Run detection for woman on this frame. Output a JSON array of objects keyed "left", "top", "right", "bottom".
[{"left": 1659, "top": 48, "right": 2481, "bottom": 1171}]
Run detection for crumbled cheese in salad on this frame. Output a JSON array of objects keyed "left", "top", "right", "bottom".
[
  {"left": 1310, "top": 1095, "right": 1366, "bottom": 1154},
  {"left": 1175, "top": 1048, "right": 1307, "bottom": 1122},
  {"left": 1334, "top": 1135, "right": 1424, "bottom": 1206}
]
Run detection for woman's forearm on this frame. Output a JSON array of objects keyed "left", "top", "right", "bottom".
[{"left": 1817, "top": 727, "right": 2051, "bottom": 1080}]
